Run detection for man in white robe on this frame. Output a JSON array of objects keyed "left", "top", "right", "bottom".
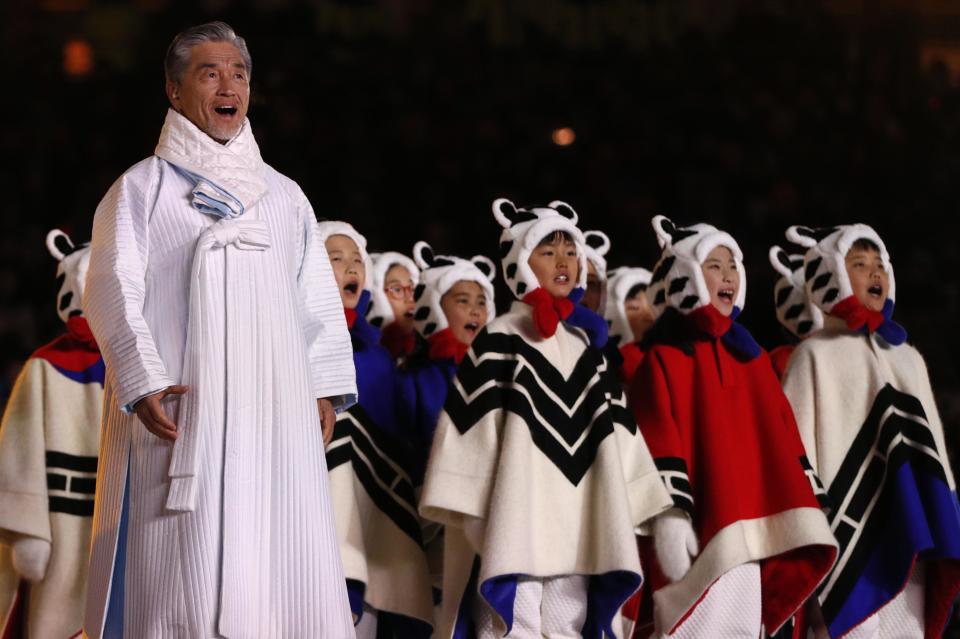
[{"left": 81, "top": 21, "right": 357, "bottom": 638}]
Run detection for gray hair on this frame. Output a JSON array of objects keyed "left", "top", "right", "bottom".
[{"left": 164, "top": 21, "right": 252, "bottom": 84}]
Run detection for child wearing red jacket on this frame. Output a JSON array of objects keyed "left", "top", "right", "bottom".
[{"left": 630, "top": 216, "right": 837, "bottom": 639}]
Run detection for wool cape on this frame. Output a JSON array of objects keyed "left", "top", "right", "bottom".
[
  {"left": 781, "top": 316, "right": 960, "bottom": 639},
  {"left": 81, "top": 109, "right": 357, "bottom": 638},
  {"left": 325, "top": 291, "right": 434, "bottom": 637},
  {"left": 630, "top": 304, "right": 837, "bottom": 636},
  {"left": 0, "top": 317, "right": 103, "bottom": 639},
  {"left": 419, "top": 302, "right": 673, "bottom": 639}
]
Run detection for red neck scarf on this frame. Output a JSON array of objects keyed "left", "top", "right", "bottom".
[
  {"left": 381, "top": 321, "right": 416, "bottom": 359},
  {"left": 689, "top": 304, "right": 732, "bottom": 338},
  {"left": 522, "top": 287, "right": 575, "bottom": 339},
  {"left": 66, "top": 316, "right": 99, "bottom": 351},
  {"left": 428, "top": 328, "right": 470, "bottom": 364},
  {"left": 830, "top": 295, "right": 885, "bottom": 333},
  {"left": 343, "top": 307, "right": 358, "bottom": 330}
]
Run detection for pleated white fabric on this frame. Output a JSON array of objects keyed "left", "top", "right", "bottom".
[{"left": 81, "top": 121, "right": 357, "bottom": 637}]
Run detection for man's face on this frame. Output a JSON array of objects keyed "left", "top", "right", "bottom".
[{"left": 166, "top": 41, "right": 250, "bottom": 143}]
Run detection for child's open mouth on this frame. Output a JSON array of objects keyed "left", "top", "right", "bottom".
[
  {"left": 404, "top": 309, "right": 415, "bottom": 319},
  {"left": 718, "top": 289, "right": 734, "bottom": 302},
  {"left": 554, "top": 273, "right": 570, "bottom": 284},
  {"left": 464, "top": 322, "right": 480, "bottom": 336},
  {"left": 868, "top": 284, "right": 883, "bottom": 297},
  {"left": 343, "top": 281, "right": 359, "bottom": 295}
]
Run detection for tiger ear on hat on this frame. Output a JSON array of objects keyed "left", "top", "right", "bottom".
[
  {"left": 786, "top": 225, "right": 839, "bottom": 248},
  {"left": 768, "top": 246, "right": 796, "bottom": 279},
  {"left": 651, "top": 215, "right": 675, "bottom": 249},
  {"left": 583, "top": 230, "right": 610, "bottom": 256},
  {"left": 412, "top": 240, "right": 435, "bottom": 270},
  {"left": 547, "top": 200, "right": 578, "bottom": 224},
  {"left": 46, "top": 229, "right": 76, "bottom": 261},
  {"left": 471, "top": 255, "right": 497, "bottom": 282},
  {"left": 492, "top": 198, "right": 538, "bottom": 229}
]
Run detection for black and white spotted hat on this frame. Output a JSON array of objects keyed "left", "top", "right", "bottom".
[
  {"left": 583, "top": 229, "right": 611, "bottom": 313},
  {"left": 603, "top": 266, "right": 653, "bottom": 346},
  {"left": 785, "top": 224, "right": 896, "bottom": 316},
  {"left": 410, "top": 241, "right": 496, "bottom": 339},
  {"left": 768, "top": 245, "right": 824, "bottom": 339},
  {"left": 492, "top": 198, "right": 587, "bottom": 300},
  {"left": 648, "top": 215, "right": 746, "bottom": 318},
  {"left": 316, "top": 220, "right": 374, "bottom": 292},
  {"left": 47, "top": 229, "right": 91, "bottom": 324},
  {"left": 366, "top": 251, "right": 421, "bottom": 329}
]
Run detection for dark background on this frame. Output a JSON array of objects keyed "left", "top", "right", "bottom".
[{"left": 2, "top": 0, "right": 960, "bottom": 630}]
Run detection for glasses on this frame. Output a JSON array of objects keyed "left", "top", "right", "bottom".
[{"left": 385, "top": 284, "right": 415, "bottom": 300}]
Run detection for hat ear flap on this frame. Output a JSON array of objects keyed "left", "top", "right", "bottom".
[
  {"left": 46, "top": 229, "right": 75, "bottom": 261},
  {"left": 786, "top": 225, "right": 820, "bottom": 248},
  {"left": 584, "top": 230, "right": 610, "bottom": 255},
  {"left": 769, "top": 246, "right": 795, "bottom": 278},
  {"left": 412, "top": 241, "right": 435, "bottom": 269},
  {"left": 492, "top": 198, "right": 520, "bottom": 229},
  {"left": 651, "top": 215, "right": 675, "bottom": 249},
  {"left": 547, "top": 200, "right": 578, "bottom": 224},
  {"left": 471, "top": 255, "right": 497, "bottom": 282}
]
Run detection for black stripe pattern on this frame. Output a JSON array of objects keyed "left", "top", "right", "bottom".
[
  {"left": 819, "top": 384, "right": 946, "bottom": 620},
  {"left": 800, "top": 455, "right": 831, "bottom": 510},
  {"left": 444, "top": 330, "right": 633, "bottom": 486},
  {"left": 654, "top": 457, "right": 694, "bottom": 517},
  {"left": 326, "top": 406, "right": 424, "bottom": 546},
  {"left": 46, "top": 450, "right": 97, "bottom": 517}
]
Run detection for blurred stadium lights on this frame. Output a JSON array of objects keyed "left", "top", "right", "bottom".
[
  {"left": 552, "top": 127, "right": 576, "bottom": 146},
  {"left": 63, "top": 39, "right": 94, "bottom": 78}
]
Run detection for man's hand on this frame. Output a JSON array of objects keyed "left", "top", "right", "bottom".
[
  {"left": 318, "top": 398, "right": 337, "bottom": 446},
  {"left": 134, "top": 385, "right": 189, "bottom": 441}
]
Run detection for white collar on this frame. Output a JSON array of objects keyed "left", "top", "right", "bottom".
[{"left": 154, "top": 108, "right": 267, "bottom": 212}]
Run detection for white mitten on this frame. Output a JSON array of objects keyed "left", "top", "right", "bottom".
[
  {"left": 462, "top": 516, "right": 486, "bottom": 554},
  {"left": 652, "top": 509, "right": 699, "bottom": 583},
  {"left": 12, "top": 536, "right": 51, "bottom": 583}
]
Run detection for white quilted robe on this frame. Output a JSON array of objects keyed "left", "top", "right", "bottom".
[{"left": 82, "top": 110, "right": 357, "bottom": 638}]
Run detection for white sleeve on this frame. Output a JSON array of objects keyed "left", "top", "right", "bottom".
[
  {"left": 295, "top": 191, "right": 357, "bottom": 411},
  {"left": 84, "top": 169, "right": 174, "bottom": 411}
]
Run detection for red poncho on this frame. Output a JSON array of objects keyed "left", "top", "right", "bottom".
[{"left": 629, "top": 306, "right": 836, "bottom": 634}]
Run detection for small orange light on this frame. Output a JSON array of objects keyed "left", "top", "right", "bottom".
[
  {"left": 552, "top": 127, "right": 576, "bottom": 146},
  {"left": 63, "top": 39, "right": 94, "bottom": 77}
]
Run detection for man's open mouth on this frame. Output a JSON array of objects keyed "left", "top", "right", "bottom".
[
  {"left": 718, "top": 289, "right": 734, "bottom": 301},
  {"left": 214, "top": 106, "right": 238, "bottom": 116}
]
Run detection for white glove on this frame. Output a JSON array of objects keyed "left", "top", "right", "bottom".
[
  {"left": 652, "top": 509, "right": 699, "bottom": 583},
  {"left": 12, "top": 536, "right": 51, "bottom": 582},
  {"left": 462, "top": 516, "right": 486, "bottom": 554}
]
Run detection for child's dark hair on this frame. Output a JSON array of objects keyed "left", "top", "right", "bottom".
[
  {"left": 536, "top": 230, "right": 575, "bottom": 247},
  {"left": 626, "top": 283, "right": 648, "bottom": 299},
  {"left": 850, "top": 237, "right": 881, "bottom": 253}
]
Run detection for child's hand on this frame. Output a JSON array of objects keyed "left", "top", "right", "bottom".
[{"left": 653, "top": 509, "right": 699, "bottom": 582}]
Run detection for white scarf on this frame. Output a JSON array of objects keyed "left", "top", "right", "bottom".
[{"left": 155, "top": 108, "right": 267, "bottom": 217}]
